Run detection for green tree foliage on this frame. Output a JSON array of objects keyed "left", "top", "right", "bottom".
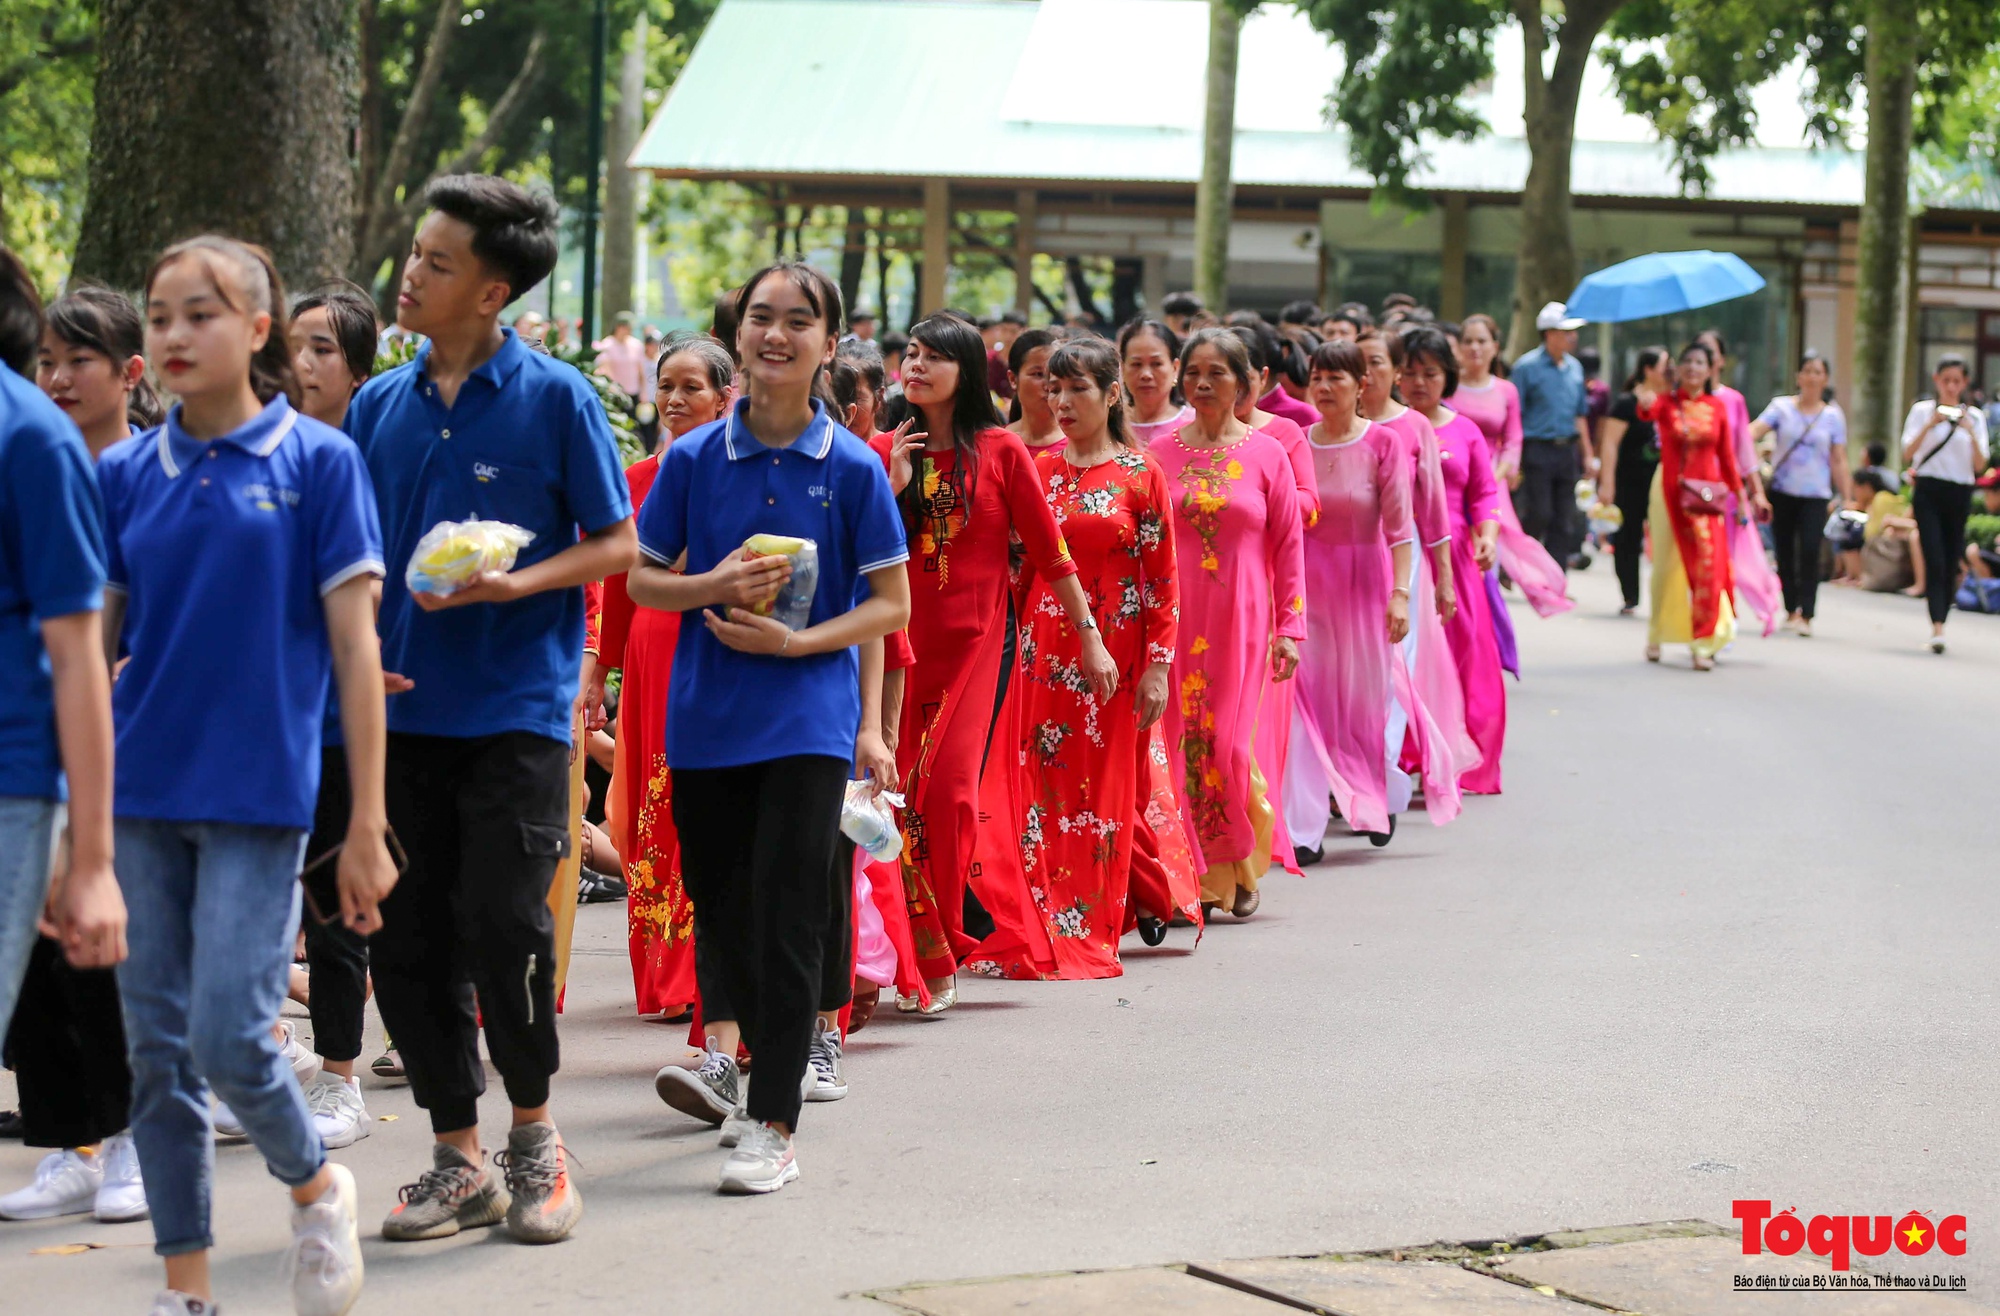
[
  {"left": 0, "top": 1, "right": 95, "bottom": 291},
  {"left": 1599, "top": 0, "right": 1996, "bottom": 190},
  {"left": 1294, "top": 0, "right": 1498, "bottom": 211},
  {"left": 1599, "top": 0, "right": 2000, "bottom": 447},
  {"left": 1298, "top": 0, "right": 1635, "bottom": 352}
]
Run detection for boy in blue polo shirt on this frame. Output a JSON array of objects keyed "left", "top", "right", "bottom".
[
  {"left": 0, "top": 251, "right": 122, "bottom": 1044},
  {"left": 343, "top": 175, "right": 635, "bottom": 1246},
  {"left": 629, "top": 262, "right": 908, "bottom": 1196}
]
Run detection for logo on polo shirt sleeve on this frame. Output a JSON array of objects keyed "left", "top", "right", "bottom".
[
  {"left": 474, "top": 462, "right": 500, "bottom": 483},
  {"left": 243, "top": 482, "right": 300, "bottom": 511}
]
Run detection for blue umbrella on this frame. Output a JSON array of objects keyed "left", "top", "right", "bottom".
[{"left": 1564, "top": 250, "right": 1767, "bottom": 324}]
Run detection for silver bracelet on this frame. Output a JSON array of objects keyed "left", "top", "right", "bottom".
[
  {"left": 779, "top": 630, "right": 792, "bottom": 656},
  {"left": 1390, "top": 587, "right": 1410, "bottom": 598}
]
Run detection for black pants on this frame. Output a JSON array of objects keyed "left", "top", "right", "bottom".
[
  {"left": 672, "top": 755, "right": 847, "bottom": 1130},
  {"left": 1913, "top": 478, "right": 1974, "bottom": 626},
  {"left": 1515, "top": 439, "right": 1580, "bottom": 566},
  {"left": 1769, "top": 490, "right": 1830, "bottom": 621},
  {"left": 3, "top": 937, "right": 130, "bottom": 1147},
  {"left": 698, "top": 832, "right": 855, "bottom": 1026},
  {"left": 375, "top": 731, "right": 569, "bottom": 1133},
  {"left": 1611, "top": 454, "right": 1658, "bottom": 608},
  {"left": 303, "top": 746, "right": 370, "bottom": 1064}
]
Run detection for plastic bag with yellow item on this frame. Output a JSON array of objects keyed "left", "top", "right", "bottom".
[
  {"left": 405, "top": 518, "right": 536, "bottom": 596},
  {"left": 741, "top": 533, "right": 820, "bottom": 630}
]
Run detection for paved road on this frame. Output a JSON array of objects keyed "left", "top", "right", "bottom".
[{"left": 5, "top": 567, "right": 1996, "bottom": 1313}]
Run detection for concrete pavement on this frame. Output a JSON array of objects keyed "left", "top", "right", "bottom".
[{"left": 4, "top": 566, "right": 1996, "bottom": 1313}]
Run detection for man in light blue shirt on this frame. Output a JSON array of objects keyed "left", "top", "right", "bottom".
[{"left": 1511, "top": 301, "right": 1593, "bottom": 569}]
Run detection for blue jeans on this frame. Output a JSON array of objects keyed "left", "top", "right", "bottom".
[
  {"left": 114, "top": 818, "right": 323, "bottom": 1256},
  {"left": 0, "top": 797, "right": 59, "bottom": 1042}
]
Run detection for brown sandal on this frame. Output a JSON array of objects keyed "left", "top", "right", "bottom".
[{"left": 1231, "top": 886, "right": 1260, "bottom": 919}]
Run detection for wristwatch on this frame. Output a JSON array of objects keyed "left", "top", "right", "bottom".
[{"left": 1076, "top": 612, "right": 1099, "bottom": 632}]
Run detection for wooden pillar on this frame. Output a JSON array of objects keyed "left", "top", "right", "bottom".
[
  {"left": 1142, "top": 253, "right": 1167, "bottom": 316},
  {"left": 921, "top": 177, "right": 950, "bottom": 316},
  {"left": 1014, "top": 188, "right": 1037, "bottom": 316},
  {"left": 1439, "top": 192, "right": 1469, "bottom": 321}
]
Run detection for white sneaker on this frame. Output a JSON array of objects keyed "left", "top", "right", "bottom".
[
  {"left": 0, "top": 1148, "right": 102, "bottom": 1219},
  {"left": 94, "top": 1131, "right": 149, "bottom": 1222},
  {"left": 717, "top": 1122, "right": 799, "bottom": 1195},
  {"left": 718, "top": 1098, "right": 753, "bottom": 1149},
  {"left": 146, "top": 1292, "right": 219, "bottom": 1315},
  {"left": 806, "top": 1018, "right": 847, "bottom": 1102},
  {"left": 278, "top": 1021, "right": 323, "bottom": 1086},
  {"left": 305, "top": 1077, "right": 370, "bottom": 1150},
  {"left": 213, "top": 1098, "right": 246, "bottom": 1140},
  {"left": 283, "top": 1162, "right": 364, "bottom": 1316}
]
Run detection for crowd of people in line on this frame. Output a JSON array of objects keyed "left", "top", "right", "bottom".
[{"left": 0, "top": 170, "right": 1991, "bottom": 1316}]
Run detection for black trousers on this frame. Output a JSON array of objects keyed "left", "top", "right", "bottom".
[
  {"left": 1913, "top": 478, "right": 1974, "bottom": 626},
  {"left": 3, "top": 937, "right": 130, "bottom": 1147},
  {"left": 672, "top": 755, "right": 848, "bottom": 1130},
  {"left": 303, "top": 746, "right": 370, "bottom": 1064},
  {"left": 1515, "top": 439, "right": 1580, "bottom": 565},
  {"left": 1611, "top": 454, "right": 1658, "bottom": 608},
  {"left": 374, "top": 731, "right": 569, "bottom": 1133},
  {"left": 698, "top": 833, "right": 855, "bottom": 1026},
  {"left": 1769, "top": 490, "right": 1830, "bottom": 621}
]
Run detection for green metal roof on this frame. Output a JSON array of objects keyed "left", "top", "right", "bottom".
[{"left": 631, "top": 0, "right": 1880, "bottom": 207}]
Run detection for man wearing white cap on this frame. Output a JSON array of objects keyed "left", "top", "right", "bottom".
[{"left": 1511, "top": 301, "right": 1592, "bottom": 568}]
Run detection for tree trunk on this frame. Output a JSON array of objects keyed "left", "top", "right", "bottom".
[
  {"left": 1853, "top": 0, "right": 1919, "bottom": 460},
  {"left": 1503, "top": 1, "right": 1608, "bottom": 358},
  {"left": 838, "top": 208, "right": 867, "bottom": 318},
  {"left": 1193, "top": 0, "right": 1241, "bottom": 311},
  {"left": 74, "top": 0, "right": 357, "bottom": 291},
  {"left": 600, "top": 12, "right": 647, "bottom": 323}
]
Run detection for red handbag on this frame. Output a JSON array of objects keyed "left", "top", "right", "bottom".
[{"left": 1677, "top": 477, "right": 1731, "bottom": 515}]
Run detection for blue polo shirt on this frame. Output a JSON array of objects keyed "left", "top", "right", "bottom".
[
  {"left": 344, "top": 329, "right": 632, "bottom": 744},
  {"left": 0, "top": 370, "right": 106, "bottom": 802},
  {"left": 636, "top": 398, "right": 907, "bottom": 770},
  {"left": 1512, "top": 345, "right": 1589, "bottom": 441},
  {"left": 98, "top": 398, "right": 383, "bottom": 829}
]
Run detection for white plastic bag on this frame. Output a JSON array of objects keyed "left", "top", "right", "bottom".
[
  {"left": 840, "top": 779, "right": 906, "bottom": 863},
  {"left": 405, "top": 518, "right": 535, "bottom": 596}
]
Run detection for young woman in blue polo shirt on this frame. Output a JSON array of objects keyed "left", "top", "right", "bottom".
[
  {"left": 628, "top": 261, "right": 910, "bottom": 1195},
  {"left": 100, "top": 236, "right": 395, "bottom": 1316}
]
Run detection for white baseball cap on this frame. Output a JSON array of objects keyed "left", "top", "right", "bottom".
[{"left": 1536, "top": 301, "right": 1586, "bottom": 331}]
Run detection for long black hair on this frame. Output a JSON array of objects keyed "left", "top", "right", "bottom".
[
  {"left": 1621, "top": 345, "right": 1668, "bottom": 393},
  {"left": 1004, "top": 326, "right": 1058, "bottom": 423},
  {"left": 901, "top": 312, "right": 1001, "bottom": 529},
  {"left": 45, "top": 284, "right": 163, "bottom": 427}
]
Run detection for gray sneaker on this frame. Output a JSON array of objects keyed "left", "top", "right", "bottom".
[
  {"left": 806, "top": 1018, "right": 847, "bottom": 1101},
  {"left": 654, "top": 1040, "right": 739, "bottom": 1126},
  {"left": 147, "top": 1292, "right": 218, "bottom": 1315},
  {"left": 496, "top": 1122, "right": 581, "bottom": 1244},
  {"left": 380, "top": 1143, "right": 509, "bottom": 1241},
  {"left": 717, "top": 1121, "right": 799, "bottom": 1195}
]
